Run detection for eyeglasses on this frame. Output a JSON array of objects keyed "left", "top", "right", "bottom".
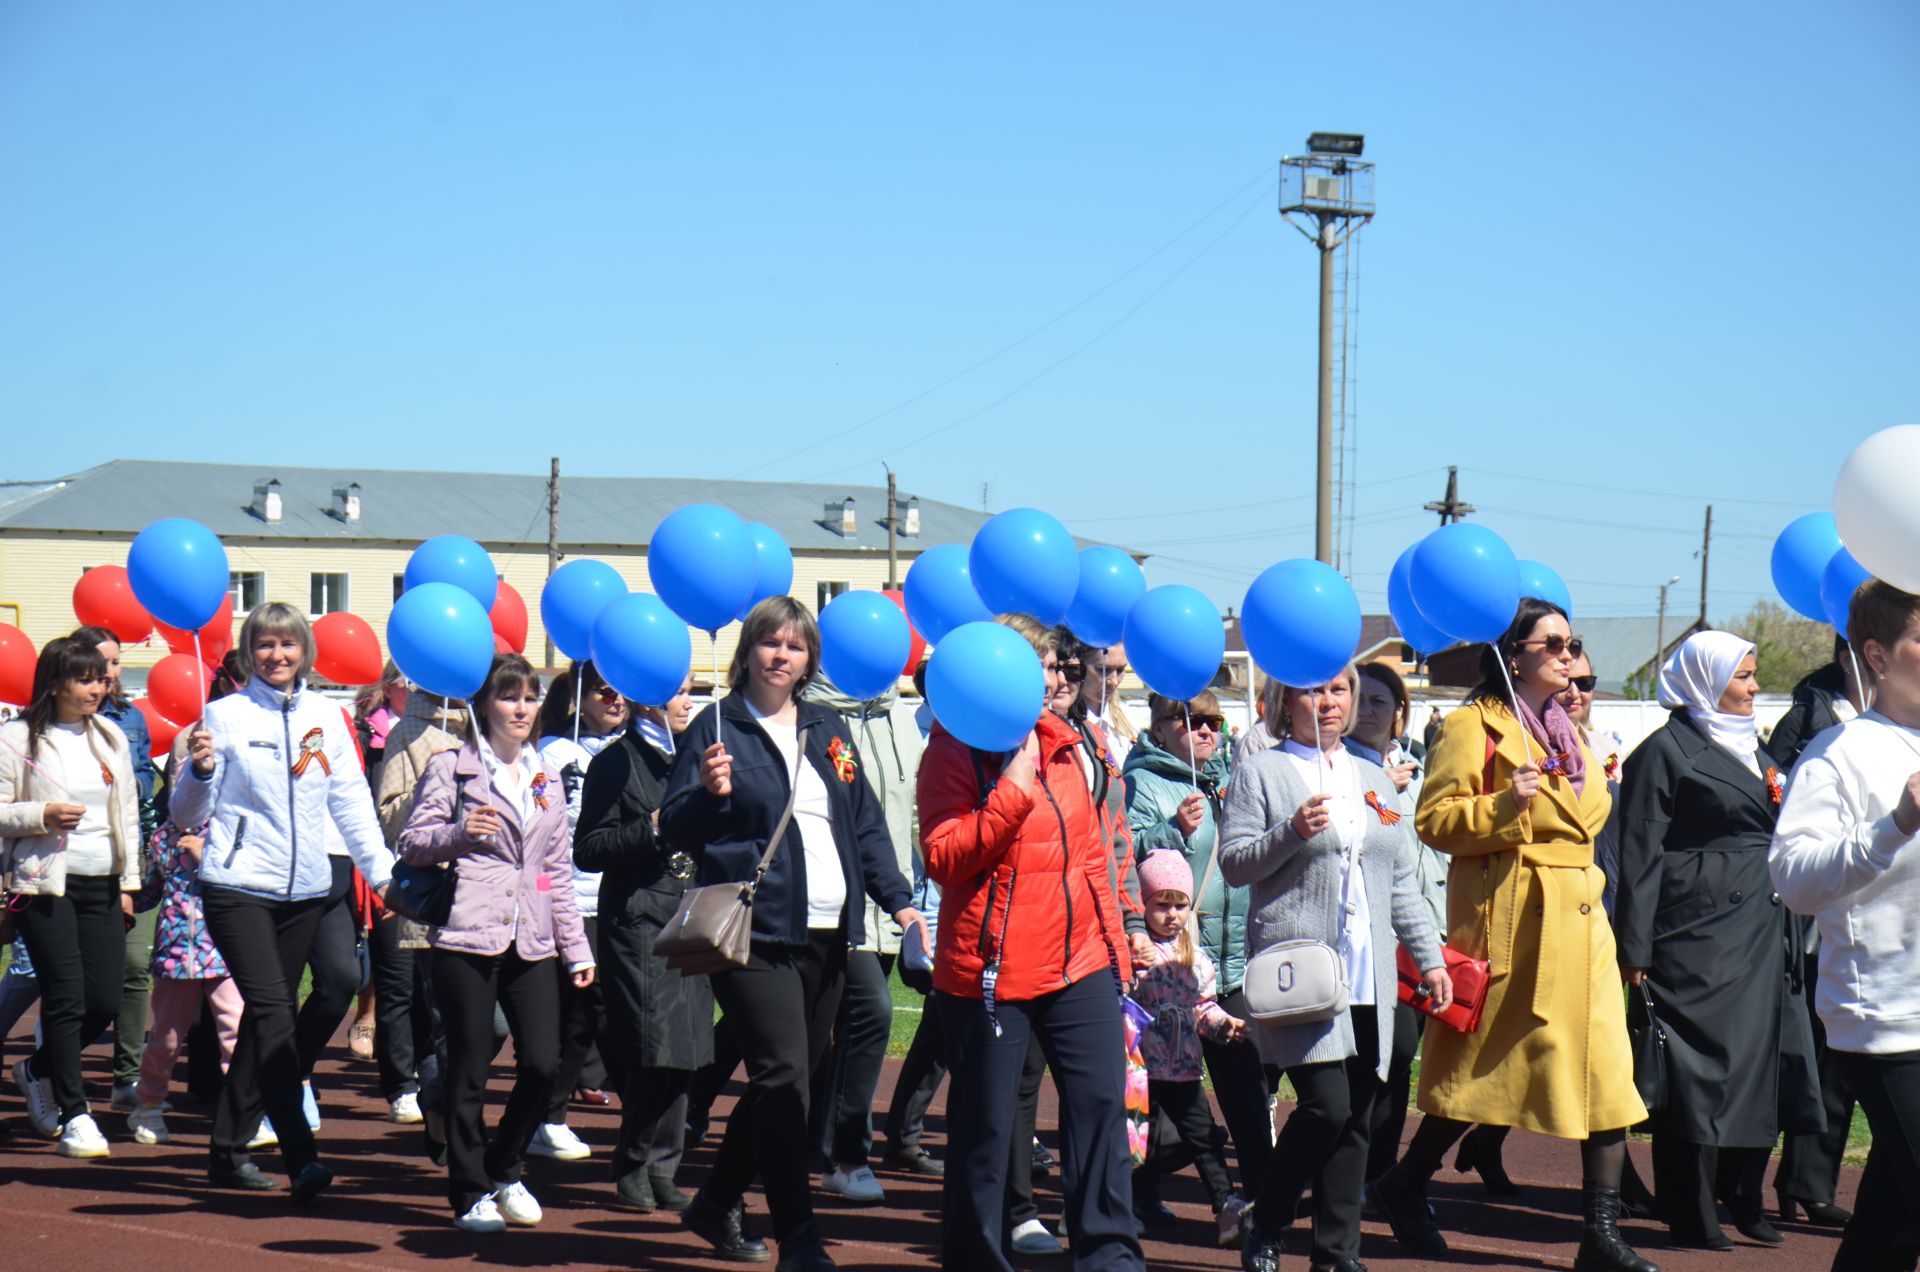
[
  {"left": 1568, "top": 675, "right": 1597, "bottom": 693},
  {"left": 1161, "top": 713, "right": 1224, "bottom": 732},
  {"left": 1515, "top": 635, "right": 1584, "bottom": 658},
  {"left": 594, "top": 685, "right": 623, "bottom": 704}
]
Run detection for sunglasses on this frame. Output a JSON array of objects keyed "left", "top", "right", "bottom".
[
  {"left": 1567, "top": 675, "right": 1597, "bottom": 693},
  {"left": 1515, "top": 635, "right": 1584, "bottom": 658},
  {"left": 1160, "top": 713, "right": 1223, "bottom": 732},
  {"left": 593, "top": 685, "right": 623, "bottom": 704},
  {"left": 1048, "top": 660, "right": 1086, "bottom": 684}
]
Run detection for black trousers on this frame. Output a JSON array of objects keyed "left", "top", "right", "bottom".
[
  {"left": 687, "top": 1014, "right": 743, "bottom": 1137},
  {"left": 1649, "top": 1111, "right": 1768, "bottom": 1236},
  {"left": 1138, "top": 1079, "right": 1234, "bottom": 1211},
  {"left": 1201, "top": 987, "right": 1279, "bottom": 1196},
  {"left": 432, "top": 948, "right": 562, "bottom": 1213},
  {"left": 1833, "top": 1047, "right": 1920, "bottom": 1271},
  {"left": 293, "top": 857, "right": 360, "bottom": 1079},
  {"left": 811, "top": 949, "right": 894, "bottom": 1166},
  {"left": 614, "top": 1066, "right": 692, "bottom": 1182},
  {"left": 1007, "top": 1029, "right": 1048, "bottom": 1227},
  {"left": 939, "top": 973, "right": 1143, "bottom": 1272},
  {"left": 550, "top": 916, "right": 609, "bottom": 1118},
  {"left": 1256, "top": 1007, "right": 1383, "bottom": 1266},
  {"left": 368, "top": 911, "right": 433, "bottom": 1099},
  {"left": 1366, "top": 1001, "right": 1422, "bottom": 1182},
  {"left": 704, "top": 932, "right": 847, "bottom": 1240},
  {"left": 202, "top": 886, "right": 327, "bottom": 1174},
  {"left": 1779, "top": 950, "right": 1856, "bottom": 1206},
  {"left": 15, "top": 874, "right": 126, "bottom": 1120},
  {"left": 883, "top": 994, "right": 948, "bottom": 1151}
]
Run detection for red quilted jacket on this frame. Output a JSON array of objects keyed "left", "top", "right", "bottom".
[{"left": 918, "top": 709, "right": 1132, "bottom": 1001}]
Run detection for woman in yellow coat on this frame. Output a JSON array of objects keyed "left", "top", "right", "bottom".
[{"left": 1369, "top": 598, "right": 1656, "bottom": 1272}]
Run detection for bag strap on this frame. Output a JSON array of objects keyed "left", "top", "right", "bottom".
[{"left": 746, "top": 731, "right": 807, "bottom": 893}]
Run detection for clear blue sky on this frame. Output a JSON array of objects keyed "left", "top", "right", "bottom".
[{"left": 4, "top": 1, "right": 1915, "bottom": 622}]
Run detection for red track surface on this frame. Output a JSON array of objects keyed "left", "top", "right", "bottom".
[{"left": 0, "top": 1019, "right": 1857, "bottom": 1270}]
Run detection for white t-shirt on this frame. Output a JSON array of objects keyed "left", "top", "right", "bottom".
[
  {"left": 749, "top": 704, "right": 847, "bottom": 931},
  {"left": 1281, "top": 739, "right": 1373, "bottom": 1005},
  {"left": 46, "top": 722, "right": 114, "bottom": 877}
]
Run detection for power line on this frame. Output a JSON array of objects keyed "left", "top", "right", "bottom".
[
  {"left": 1463, "top": 466, "right": 1821, "bottom": 511},
  {"left": 1057, "top": 466, "right": 1442, "bottom": 527}
]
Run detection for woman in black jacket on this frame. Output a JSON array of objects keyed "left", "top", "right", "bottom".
[
  {"left": 575, "top": 674, "right": 705, "bottom": 1213},
  {"left": 1615, "top": 631, "right": 1823, "bottom": 1250},
  {"left": 660, "top": 597, "right": 922, "bottom": 1272}
]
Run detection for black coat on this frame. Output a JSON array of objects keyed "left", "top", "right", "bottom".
[
  {"left": 576, "top": 724, "right": 712, "bottom": 1072},
  {"left": 1770, "top": 661, "right": 1848, "bottom": 772},
  {"left": 1614, "top": 711, "right": 1824, "bottom": 1146},
  {"left": 659, "top": 695, "right": 912, "bottom": 948}
]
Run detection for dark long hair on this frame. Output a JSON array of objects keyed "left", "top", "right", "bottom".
[
  {"left": 537, "top": 660, "right": 610, "bottom": 739},
  {"left": 25, "top": 637, "right": 109, "bottom": 758},
  {"left": 470, "top": 654, "right": 542, "bottom": 746},
  {"left": 1465, "top": 598, "right": 1570, "bottom": 711},
  {"left": 70, "top": 625, "right": 129, "bottom": 709}
]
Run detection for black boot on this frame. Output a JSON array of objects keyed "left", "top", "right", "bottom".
[
  {"left": 1454, "top": 1126, "right": 1521, "bottom": 1196},
  {"left": 684, "top": 1194, "right": 771, "bottom": 1264},
  {"left": 1575, "top": 1186, "right": 1659, "bottom": 1272},
  {"left": 614, "top": 1169, "right": 655, "bottom": 1212},
  {"left": 774, "top": 1222, "right": 837, "bottom": 1272},
  {"left": 649, "top": 1173, "right": 693, "bottom": 1212},
  {"left": 1368, "top": 1165, "right": 1447, "bottom": 1253}
]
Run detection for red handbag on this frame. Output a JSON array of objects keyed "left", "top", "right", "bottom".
[{"left": 1397, "top": 943, "right": 1490, "bottom": 1033}]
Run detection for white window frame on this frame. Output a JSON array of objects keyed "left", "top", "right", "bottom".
[
  {"left": 230, "top": 571, "right": 266, "bottom": 615},
  {"left": 816, "top": 580, "right": 850, "bottom": 613},
  {"left": 309, "top": 572, "right": 350, "bottom": 617}
]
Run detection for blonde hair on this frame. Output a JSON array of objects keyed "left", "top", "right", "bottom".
[
  {"left": 1145, "top": 887, "right": 1199, "bottom": 968},
  {"left": 1274, "top": 664, "right": 1362, "bottom": 743},
  {"left": 239, "top": 602, "right": 315, "bottom": 684},
  {"left": 995, "top": 612, "right": 1056, "bottom": 656}
]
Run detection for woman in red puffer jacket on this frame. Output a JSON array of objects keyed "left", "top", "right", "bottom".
[{"left": 920, "top": 614, "right": 1143, "bottom": 1272}]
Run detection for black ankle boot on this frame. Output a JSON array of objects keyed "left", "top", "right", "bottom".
[
  {"left": 1454, "top": 1127, "right": 1521, "bottom": 1196},
  {"left": 1367, "top": 1166, "right": 1447, "bottom": 1254},
  {"left": 775, "top": 1222, "right": 836, "bottom": 1272},
  {"left": 1575, "top": 1186, "right": 1659, "bottom": 1272}
]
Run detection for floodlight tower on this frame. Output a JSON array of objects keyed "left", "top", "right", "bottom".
[{"left": 1279, "top": 133, "right": 1374, "bottom": 567}]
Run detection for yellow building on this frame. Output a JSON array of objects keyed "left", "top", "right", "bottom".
[{"left": 0, "top": 460, "right": 995, "bottom": 685}]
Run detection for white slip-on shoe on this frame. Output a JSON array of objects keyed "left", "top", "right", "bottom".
[
  {"left": 128, "top": 1105, "right": 172, "bottom": 1145},
  {"left": 490, "top": 1179, "right": 543, "bottom": 1227},
  {"left": 526, "top": 1122, "right": 591, "bottom": 1160},
  {"left": 248, "top": 1116, "right": 280, "bottom": 1150},
  {"left": 388, "top": 1092, "right": 423, "bottom": 1124},
  {"left": 822, "top": 1164, "right": 885, "bottom": 1204},
  {"left": 1012, "top": 1218, "right": 1064, "bottom": 1256},
  {"left": 454, "top": 1195, "right": 507, "bottom": 1233},
  {"left": 14, "top": 1059, "right": 60, "bottom": 1139},
  {"left": 57, "top": 1112, "right": 112, "bottom": 1159}
]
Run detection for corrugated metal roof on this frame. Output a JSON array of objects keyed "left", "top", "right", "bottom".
[{"left": 0, "top": 460, "right": 1028, "bottom": 553}]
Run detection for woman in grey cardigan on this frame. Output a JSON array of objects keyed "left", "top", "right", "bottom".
[{"left": 1218, "top": 666, "right": 1450, "bottom": 1272}]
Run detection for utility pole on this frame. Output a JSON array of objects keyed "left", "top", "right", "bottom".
[
  {"left": 1697, "top": 505, "right": 1712, "bottom": 626},
  {"left": 545, "top": 456, "right": 560, "bottom": 670},
  {"left": 885, "top": 464, "right": 899, "bottom": 589},
  {"left": 1279, "top": 133, "right": 1374, "bottom": 566},
  {"left": 1423, "top": 466, "right": 1475, "bottom": 526},
  {"left": 1654, "top": 575, "right": 1680, "bottom": 700}
]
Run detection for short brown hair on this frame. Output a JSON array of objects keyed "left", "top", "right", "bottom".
[
  {"left": 470, "top": 653, "right": 542, "bottom": 725},
  {"left": 1851, "top": 580, "right": 1920, "bottom": 669},
  {"left": 239, "top": 601, "right": 315, "bottom": 684},
  {"left": 1276, "top": 664, "right": 1362, "bottom": 742},
  {"left": 1355, "top": 661, "right": 1410, "bottom": 735},
  {"left": 729, "top": 596, "right": 820, "bottom": 698}
]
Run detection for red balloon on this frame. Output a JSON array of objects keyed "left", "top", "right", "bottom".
[
  {"left": 493, "top": 632, "right": 513, "bottom": 654},
  {"left": 0, "top": 623, "right": 34, "bottom": 707},
  {"left": 490, "top": 581, "right": 529, "bottom": 654},
  {"left": 313, "top": 612, "right": 384, "bottom": 685},
  {"left": 132, "top": 697, "right": 183, "bottom": 759},
  {"left": 148, "top": 653, "right": 212, "bottom": 726},
  {"left": 882, "top": 589, "right": 928, "bottom": 677},
  {"left": 73, "top": 566, "right": 153, "bottom": 644},
  {"left": 155, "top": 594, "right": 235, "bottom": 667}
]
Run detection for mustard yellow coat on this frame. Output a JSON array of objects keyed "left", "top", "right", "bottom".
[{"left": 1413, "top": 700, "right": 1646, "bottom": 1139}]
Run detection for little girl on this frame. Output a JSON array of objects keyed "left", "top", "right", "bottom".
[{"left": 1130, "top": 850, "right": 1248, "bottom": 1239}]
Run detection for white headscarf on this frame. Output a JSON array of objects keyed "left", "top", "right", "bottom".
[{"left": 1657, "top": 630, "right": 1760, "bottom": 774}]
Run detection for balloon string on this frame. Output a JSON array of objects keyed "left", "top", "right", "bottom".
[
  {"left": 711, "top": 629, "right": 723, "bottom": 757},
  {"left": 1847, "top": 646, "right": 1876, "bottom": 715},
  {"left": 1182, "top": 702, "right": 1199, "bottom": 797},
  {"left": 571, "top": 666, "right": 583, "bottom": 747},
  {"left": 194, "top": 631, "right": 207, "bottom": 715},
  {"left": 1310, "top": 696, "right": 1328, "bottom": 797},
  {"left": 1494, "top": 650, "right": 1536, "bottom": 764}
]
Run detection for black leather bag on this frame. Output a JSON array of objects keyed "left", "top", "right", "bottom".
[
  {"left": 385, "top": 859, "right": 457, "bottom": 927},
  {"left": 1627, "top": 980, "right": 1669, "bottom": 1113}
]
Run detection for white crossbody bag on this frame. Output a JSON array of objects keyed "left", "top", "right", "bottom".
[{"left": 1241, "top": 763, "right": 1357, "bottom": 1024}]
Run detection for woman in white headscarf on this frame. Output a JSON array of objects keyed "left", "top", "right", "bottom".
[{"left": 1614, "top": 631, "right": 1824, "bottom": 1251}]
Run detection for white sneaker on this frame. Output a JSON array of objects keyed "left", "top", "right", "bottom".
[
  {"left": 110, "top": 1083, "right": 141, "bottom": 1113},
  {"left": 248, "top": 1117, "right": 280, "bottom": 1150},
  {"left": 128, "top": 1105, "right": 171, "bottom": 1145},
  {"left": 1216, "top": 1193, "right": 1252, "bottom": 1248},
  {"left": 526, "top": 1122, "right": 590, "bottom": 1160},
  {"left": 1012, "top": 1218, "right": 1064, "bottom": 1255},
  {"left": 490, "top": 1179, "right": 543, "bottom": 1226},
  {"left": 57, "top": 1112, "right": 111, "bottom": 1158},
  {"left": 454, "top": 1195, "right": 507, "bottom": 1233},
  {"left": 13, "top": 1058, "right": 60, "bottom": 1139},
  {"left": 822, "top": 1163, "right": 885, "bottom": 1204},
  {"left": 388, "top": 1092, "right": 424, "bottom": 1124}
]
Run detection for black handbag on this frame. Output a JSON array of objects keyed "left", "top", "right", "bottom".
[
  {"left": 386, "top": 859, "right": 457, "bottom": 927},
  {"left": 1627, "top": 980, "right": 1669, "bottom": 1113}
]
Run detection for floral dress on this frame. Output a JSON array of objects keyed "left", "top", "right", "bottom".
[
  {"left": 148, "top": 821, "right": 227, "bottom": 980},
  {"left": 1130, "top": 936, "right": 1236, "bottom": 1082}
]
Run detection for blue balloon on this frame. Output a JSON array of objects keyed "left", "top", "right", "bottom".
[
  {"left": 1123, "top": 585, "right": 1224, "bottom": 701},
  {"left": 405, "top": 535, "right": 498, "bottom": 610},
  {"left": 541, "top": 559, "right": 628, "bottom": 661},
  {"left": 1241, "top": 560, "right": 1362, "bottom": 688},
  {"left": 904, "top": 544, "right": 993, "bottom": 645},
  {"left": 387, "top": 582, "right": 495, "bottom": 700},
  {"left": 1772, "top": 512, "right": 1842, "bottom": 622},
  {"left": 1387, "top": 546, "right": 1453, "bottom": 656},
  {"left": 1515, "top": 559, "right": 1574, "bottom": 618},
  {"left": 819, "top": 590, "right": 913, "bottom": 701},
  {"left": 650, "top": 504, "right": 757, "bottom": 632},
  {"left": 591, "top": 593, "right": 693, "bottom": 706},
  {"left": 969, "top": 508, "right": 1079, "bottom": 626},
  {"left": 740, "top": 522, "right": 795, "bottom": 617},
  {"left": 1821, "top": 547, "right": 1874, "bottom": 640},
  {"left": 1066, "top": 546, "right": 1147, "bottom": 648},
  {"left": 1408, "top": 524, "right": 1523, "bottom": 644},
  {"left": 925, "top": 621, "right": 1045, "bottom": 751},
  {"left": 127, "top": 517, "right": 231, "bottom": 630}
]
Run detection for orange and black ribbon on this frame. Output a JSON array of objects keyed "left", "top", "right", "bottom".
[
  {"left": 99, "top": 760, "right": 115, "bottom": 787},
  {"left": 1766, "top": 766, "right": 1784, "bottom": 805},
  {"left": 828, "top": 736, "right": 859, "bottom": 785},
  {"left": 290, "top": 727, "right": 332, "bottom": 779},
  {"left": 1365, "top": 790, "right": 1402, "bottom": 826},
  {"left": 531, "top": 772, "right": 552, "bottom": 810},
  {"left": 1603, "top": 753, "right": 1620, "bottom": 782}
]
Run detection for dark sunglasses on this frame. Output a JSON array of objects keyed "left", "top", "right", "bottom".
[
  {"left": 1568, "top": 675, "right": 1597, "bottom": 693},
  {"left": 1515, "top": 635, "right": 1584, "bottom": 658},
  {"left": 1163, "top": 713, "right": 1223, "bottom": 732},
  {"left": 593, "top": 685, "right": 623, "bottom": 704},
  {"left": 1053, "top": 659, "right": 1086, "bottom": 684}
]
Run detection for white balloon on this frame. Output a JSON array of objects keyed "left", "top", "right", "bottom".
[{"left": 1834, "top": 425, "right": 1920, "bottom": 595}]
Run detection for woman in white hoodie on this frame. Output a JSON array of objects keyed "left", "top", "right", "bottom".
[
  {"left": 173, "top": 602, "right": 394, "bottom": 1201},
  {"left": 1770, "top": 578, "right": 1920, "bottom": 1269}
]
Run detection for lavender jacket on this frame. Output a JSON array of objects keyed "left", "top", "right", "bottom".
[{"left": 396, "top": 742, "right": 592, "bottom": 968}]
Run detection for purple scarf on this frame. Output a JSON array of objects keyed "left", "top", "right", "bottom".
[{"left": 1511, "top": 693, "right": 1587, "bottom": 794}]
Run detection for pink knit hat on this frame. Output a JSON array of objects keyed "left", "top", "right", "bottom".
[{"left": 1137, "top": 850, "right": 1194, "bottom": 903}]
